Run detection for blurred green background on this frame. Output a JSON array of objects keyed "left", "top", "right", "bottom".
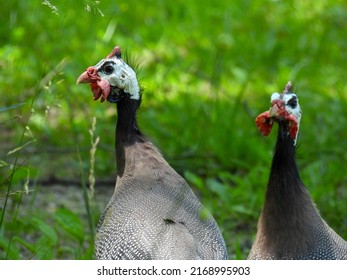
[{"left": 1, "top": 0, "right": 346, "bottom": 259}]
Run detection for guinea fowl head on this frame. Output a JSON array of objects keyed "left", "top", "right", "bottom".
[
  {"left": 77, "top": 46, "right": 140, "bottom": 103},
  {"left": 256, "top": 81, "right": 302, "bottom": 144}
]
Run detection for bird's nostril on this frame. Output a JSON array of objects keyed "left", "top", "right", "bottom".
[
  {"left": 87, "top": 67, "right": 97, "bottom": 75},
  {"left": 273, "top": 100, "right": 284, "bottom": 109}
]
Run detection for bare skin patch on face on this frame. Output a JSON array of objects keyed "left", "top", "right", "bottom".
[
  {"left": 77, "top": 46, "right": 140, "bottom": 103},
  {"left": 255, "top": 85, "right": 301, "bottom": 144}
]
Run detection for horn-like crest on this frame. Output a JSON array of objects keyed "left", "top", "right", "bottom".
[
  {"left": 283, "top": 81, "right": 293, "bottom": 93},
  {"left": 107, "top": 46, "right": 122, "bottom": 59}
]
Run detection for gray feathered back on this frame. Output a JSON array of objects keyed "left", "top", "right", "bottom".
[{"left": 96, "top": 141, "right": 228, "bottom": 260}]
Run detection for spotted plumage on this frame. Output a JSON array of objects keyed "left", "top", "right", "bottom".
[{"left": 77, "top": 46, "right": 228, "bottom": 260}]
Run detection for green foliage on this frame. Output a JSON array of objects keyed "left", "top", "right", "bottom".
[
  {"left": 1, "top": 0, "right": 347, "bottom": 259},
  {"left": 54, "top": 208, "right": 85, "bottom": 243}
]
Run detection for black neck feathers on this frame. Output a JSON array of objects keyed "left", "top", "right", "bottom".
[
  {"left": 115, "top": 93, "right": 145, "bottom": 176},
  {"left": 115, "top": 94, "right": 144, "bottom": 143},
  {"left": 267, "top": 121, "right": 303, "bottom": 196},
  {"left": 263, "top": 121, "right": 311, "bottom": 224},
  {"left": 256, "top": 121, "right": 321, "bottom": 256}
]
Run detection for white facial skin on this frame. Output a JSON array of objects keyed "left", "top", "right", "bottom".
[
  {"left": 96, "top": 57, "right": 140, "bottom": 100},
  {"left": 270, "top": 92, "right": 302, "bottom": 124},
  {"left": 270, "top": 92, "right": 302, "bottom": 144}
]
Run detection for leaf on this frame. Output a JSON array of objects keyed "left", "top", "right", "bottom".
[
  {"left": 184, "top": 171, "right": 205, "bottom": 190},
  {"left": 7, "top": 140, "right": 36, "bottom": 156},
  {"left": 231, "top": 205, "right": 254, "bottom": 216},
  {"left": 0, "top": 234, "right": 20, "bottom": 260},
  {"left": 31, "top": 217, "right": 58, "bottom": 246},
  {"left": 0, "top": 102, "right": 26, "bottom": 112},
  {"left": 54, "top": 208, "right": 85, "bottom": 243},
  {"left": 207, "top": 178, "right": 230, "bottom": 201},
  {"left": 31, "top": 236, "right": 53, "bottom": 260},
  {"left": 12, "top": 236, "right": 37, "bottom": 253}
]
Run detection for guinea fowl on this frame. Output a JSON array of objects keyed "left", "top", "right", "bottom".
[
  {"left": 248, "top": 81, "right": 347, "bottom": 260},
  {"left": 77, "top": 46, "right": 228, "bottom": 260}
]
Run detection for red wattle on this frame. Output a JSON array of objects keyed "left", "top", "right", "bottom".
[
  {"left": 90, "top": 83, "right": 102, "bottom": 101},
  {"left": 88, "top": 80, "right": 111, "bottom": 102},
  {"left": 98, "top": 80, "right": 111, "bottom": 102},
  {"left": 256, "top": 111, "right": 273, "bottom": 136},
  {"left": 286, "top": 115, "right": 299, "bottom": 139}
]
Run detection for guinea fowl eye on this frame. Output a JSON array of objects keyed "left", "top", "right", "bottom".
[
  {"left": 103, "top": 65, "right": 114, "bottom": 75},
  {"left": 287, "top": 96, "right": 297, "bottom": 109}
]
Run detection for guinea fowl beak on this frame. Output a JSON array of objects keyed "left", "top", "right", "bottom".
[
  {"left": 269, "top": 99, "right": 285, "bottom": 118},
  {"left": 76, "top": 67, "right": 99, "bottom": 84},
  {"left": 76, "top": 66, "right": 111, "bottom": 102},
  {"left": 268, "top": 99, "right": 299, "bottom": 140},
  {"left": 76, "top": 71, "right": 91, "bottom": 84}
]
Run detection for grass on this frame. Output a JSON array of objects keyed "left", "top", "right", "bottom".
[{"left": 1, "top": 0, "right": 347, "bottom": 259}]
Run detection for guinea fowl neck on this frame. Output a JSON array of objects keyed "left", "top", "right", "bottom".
[
  {"left": 267, "top": 121, "right": 303, "bottom": 195},
  {"left": 116, "top": 98, "right": 142, "bottom": 142},
  {"left": 262, "top": 121, "right": 316, "bottom": 227},
  {"left": 115, "top": 96, "right": 145, "bottom": 176},
  {"left": 255, "top": 121, "right": 323, "bottom": 257}
]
